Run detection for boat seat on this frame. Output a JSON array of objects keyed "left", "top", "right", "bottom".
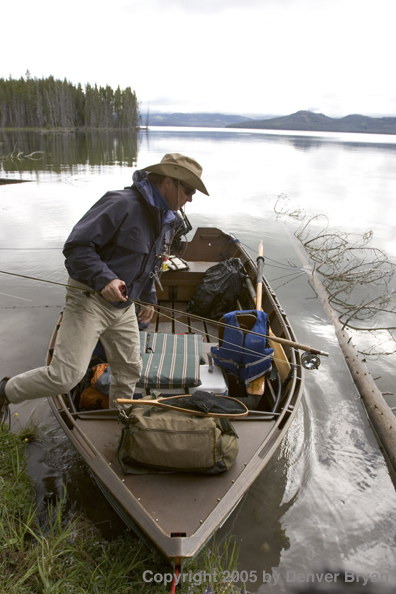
[
  {"left": 137, "top": 332, "right": 205, "bottom": 390},
  {"left": 92, "top": 332, "right": 205, "bottom": 396}
]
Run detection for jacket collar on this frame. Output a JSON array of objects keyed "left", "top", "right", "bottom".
[{"left": 132, "top": 169, "right": 175, "bottom": 225}]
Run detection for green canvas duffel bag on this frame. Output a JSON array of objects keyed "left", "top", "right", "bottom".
[{"left": 117, "top": 404, "right": 239, "bottom": 475}]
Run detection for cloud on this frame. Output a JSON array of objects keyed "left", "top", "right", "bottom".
[
  {"left": 306, "top": 107, "right": 323, "bottom": 114},
  {"left": 2, "top": 0, "right": 395, "bottom": 119},
  {"left": 147, "top": 96, "right": 182, "bottom": 108},
  {"left": 122, "top": 0, "right": 283, "bottom": 14}
]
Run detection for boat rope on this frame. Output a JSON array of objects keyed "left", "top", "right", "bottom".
[
  {"left": 0, "top": 269, "right": 297, "bottom": 366},
  {"left": 170, "top": 566, "right": 180, "bottom": 594}
]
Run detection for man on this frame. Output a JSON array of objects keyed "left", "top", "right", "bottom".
[{"left": 0, "top": 153, "right": 209, "bottom": 418}]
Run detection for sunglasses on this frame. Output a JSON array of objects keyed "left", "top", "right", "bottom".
[{"left": 179, "top": 181, "right": 196, "bottom": 197}]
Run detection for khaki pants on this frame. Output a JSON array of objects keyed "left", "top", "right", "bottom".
[{"left": 6, "top": 279, "right": 142, "bottom": 409}]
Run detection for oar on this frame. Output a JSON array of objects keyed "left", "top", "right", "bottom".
[
  {"left": 246, "top": 241, "right": 266, "bottom": 395},
  {"left": 268, "top": 327, "right": 291, "bottom": 383},
  {"left": 244, "top": 277, "right": 329, "bottom": 358},
  {"left": 243, "top": 275, "right": 291, "bottom": 382},
  {"left": 116, "top": 394, "right": 249, "bottom": 418}
]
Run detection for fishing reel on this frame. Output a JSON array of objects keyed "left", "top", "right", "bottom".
[{"left": 301, "top": 351, "right": 321, "bottom": 370}]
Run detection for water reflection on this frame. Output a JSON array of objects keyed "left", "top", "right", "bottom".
[
  {"left": 217, "top": 446, "right": 296, "bottom": 575},
  {"left": 2, "top": 128, "right": 396, "bottom": 184},
  {"left": 0, "top": 130, "right": 139, "bottom": 176},
  {"left": 142, "top": 126, "right": 396, "bottom": 153}
]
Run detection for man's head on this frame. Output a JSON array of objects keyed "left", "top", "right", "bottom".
[{"left": 142, "top": 153, "right": 209, "bottom": 210}]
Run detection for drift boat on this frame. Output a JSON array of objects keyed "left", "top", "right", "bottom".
[{"left": 47, "top": 226, "right": 316, "bottom": 568}]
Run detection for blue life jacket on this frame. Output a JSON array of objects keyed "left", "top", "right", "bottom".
[{"left": 210, "top": 310, "right": 274, "bottom": 386}]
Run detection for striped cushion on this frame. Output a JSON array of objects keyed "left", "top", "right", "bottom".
[{"left": 137, "top": 333, "right": 204, "bottom": 389}]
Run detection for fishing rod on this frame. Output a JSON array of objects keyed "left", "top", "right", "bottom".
[
  {"left": 0, "top": 269, "right": 284, "bottom": 368},
  {"left": 0, "top": 268, "right": 329, "bottom": 360}
]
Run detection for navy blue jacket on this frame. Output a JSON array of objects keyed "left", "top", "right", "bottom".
[{"left": 63, "top": 183, "right": 176, "bottom": 308}]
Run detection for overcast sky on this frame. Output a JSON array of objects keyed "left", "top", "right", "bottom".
[{"left": 2, "top": 0, "right": 394, "bottom": 118}]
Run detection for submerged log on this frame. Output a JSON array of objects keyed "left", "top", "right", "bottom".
[
  {"left": 310, "top": 266, "right": 396, "bottom": 474},
  {"left": 285, "top": 224, "right": 396, "bottom": 475},
  {"left": 335, "top": 325, "right": 396, "bottom": 469}
]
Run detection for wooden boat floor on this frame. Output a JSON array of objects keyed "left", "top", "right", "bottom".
[
  {"left": 152, "top": 300, "right": 220, "bottom": 354},
  {"left": 76, "top": 415, "right": 276, "bottom": 538}
]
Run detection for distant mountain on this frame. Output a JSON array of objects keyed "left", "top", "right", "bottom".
[
  {"left": 226, "top": 110, "right": 396, "bottom": 135},
  {"left": 145, "top": 113, "right": 253, "bottom": 128}
]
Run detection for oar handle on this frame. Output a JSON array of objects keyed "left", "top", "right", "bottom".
[{"left": 256, "top": 241, "right": 264, "bottom": 311}]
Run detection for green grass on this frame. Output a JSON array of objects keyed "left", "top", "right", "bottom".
[{"left": 0, "top": 424, "right": 241, "bottom": 593}]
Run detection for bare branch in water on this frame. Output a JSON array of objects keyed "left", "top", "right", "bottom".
[
  {"left": 274, "top": 194, "right": 306, "bottom": 220},
  {"left": 24, "top": 151, "right": 45, "bottom": 160},
  {"left": 0, "top": 144, "right": 45, "bottom": 163},
  {"left": 275, "top": 196, "right": 396, "bottom": 358}
]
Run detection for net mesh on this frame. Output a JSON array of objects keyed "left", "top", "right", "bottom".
[{"left": 158, "top": 390, "right": 246, "bottom": 416}]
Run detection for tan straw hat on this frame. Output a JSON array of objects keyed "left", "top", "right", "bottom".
[{"left": 142, "top": 153, "right": 209, "bottom": 196}]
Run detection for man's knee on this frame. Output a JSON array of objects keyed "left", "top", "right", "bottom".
[
  {"left": 48, "top": 365, "right": 86, "bottom": 394},
  {"left": 109, "top": 357, "right": 142, "bottom": 377}
]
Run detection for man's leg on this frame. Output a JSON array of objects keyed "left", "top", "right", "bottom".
[
  {"left": 5, "top": 287, "right": 109, "bottom": 404},
  {"left": 100, "top": 303, "right": 142, "bottom": 409}
]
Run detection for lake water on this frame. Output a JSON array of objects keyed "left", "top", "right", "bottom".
[{"left": 1, "top": 127, "right": 396, "bottom": 592}]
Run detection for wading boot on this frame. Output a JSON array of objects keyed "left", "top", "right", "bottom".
[{"left": 0, "top": 378, "right": 10, "bottom": 424}]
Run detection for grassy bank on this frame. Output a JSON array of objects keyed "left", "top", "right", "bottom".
[{"left": 0, "top": 424, "right": 241, "bottom": 593}]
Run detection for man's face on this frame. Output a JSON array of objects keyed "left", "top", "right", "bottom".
[{"left": 163, "top": 177, "right": 196, "bottom": 210}]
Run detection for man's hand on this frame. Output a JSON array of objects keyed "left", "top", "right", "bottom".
[
  {"left": 138, "top": 304, "right": 154, "bottom": 324},
  {"left": 101, "top": 279, "right": 127, "bottom": 302}
]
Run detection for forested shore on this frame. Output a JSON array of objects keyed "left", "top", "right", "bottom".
[{"left": 0, "top": 73, "right": 140, "bottom": 130}]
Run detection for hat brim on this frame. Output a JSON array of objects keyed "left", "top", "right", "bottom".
[{"left": 143, "top": 162, "right": 209, "bottom": 196}]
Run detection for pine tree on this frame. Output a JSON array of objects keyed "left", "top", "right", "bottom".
[{"left": 0, "top": 75, "right": 140, "bottom": 129}]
